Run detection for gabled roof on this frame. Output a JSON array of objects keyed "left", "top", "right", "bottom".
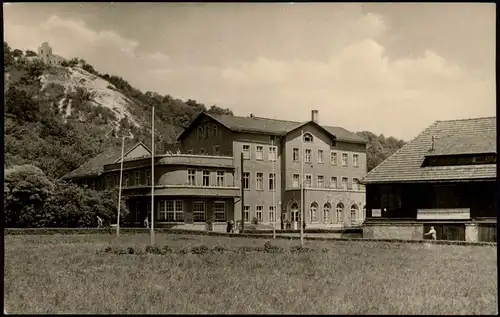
[
  {"left": 177, "top": 112, "right": 367, "bottom": 144},
  {"left": 361, "top": 117, "right": 496, "bottom": 184},
  {"left": 61, "top": 141, "right": 151, "bottom": 180}
]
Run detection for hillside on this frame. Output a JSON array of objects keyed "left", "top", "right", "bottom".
[{"left": 4, "top": 41, "right": 404, "bottom": 180}]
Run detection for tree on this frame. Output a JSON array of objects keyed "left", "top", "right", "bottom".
[
  {"left": 82, "top": 62, "right": 97, "bottom": 75},
  {"left": 25, "top": 50, "right": 37, "bottom": 57},
  {"left": 5, "top": 86, "right": 40, "bottom": 122},
  {"left": 4, "top": 165, "right": 55, "bottom": 227},
  {"left": 207, "top": 105, "right": 234, "bottom": 116},
  {"left": 4, "top": 41, "right": 13, "bottom": 66},
  {"left": 12, "top": 49, "right": 23, "bottom": 58}
]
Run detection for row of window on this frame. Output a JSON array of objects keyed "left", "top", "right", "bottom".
[
  {"left": 294, "top": 148, "right": 359, "bottom": 167},
  {"left": 292, "top": 174, "right": 363, "bottom": 191},
  {"left": 241, "top": 144, "right": 360, "bottom": 167},
  {"left": 288, "top": 202, "right": 364, "bottom": 224},
  {"left": 243, "top": 205, "right": 276, "bottom": 223},
  {"left": 105, "top": 170, "right": 152, "bottom": 188},
  {"left": 187, "top": 169, "right": 231, "bottom": 187},
  {"left": 242, "top": 172, "right": 277, "bottom": 191},
  {"left": 197, "top": 123, "right": 218, "bottom": 140},
  {"left": 242, "top": 144, "right": 278, "bottom": 161},
  {"left": 140, "top": 200, "right": 227, "bottom": 223}
]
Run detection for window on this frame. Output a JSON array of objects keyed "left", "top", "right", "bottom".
[
  {"left": 213, "top": 146, "right": 220, "bottom": 156},
  {"left": 193, "top": 201, "right": 206, "bottom": 222},
  {"left": 135, "top": 202, "right": 141, "bottom": 221},
  {"left": 205, "top": 125, "right": 210, "bottom": 139},
  {"left": 197, "top": 126, "right": 204, "bottom": 139},
  {"left": 305, "top": 149, "right": 312, "bottom": 163},
  {"left": 203, "top": 170, "right": 210, "bottom": 187},
  {"left": 188, "top": 169, "right": 196, "bottom": 185},
  {"left": 293, "top": 148, "right": 299, "bottom": 162},
  {"left": 353, "top": 154, "right": 359, "bottom": 167},
  {"left": 213, "top": 125, "right": 217, "bottom": 137},
  {"left": 317, "top": 175, "right": 324, "bottom": 188},
  {"left": 213, "top": 201, "right": 226, "bottom": 222},
  {"left": 256, "top": 146, "right": 264, "bottom": 160},
  {"left": 269, "top": 173, "right": 276, "bottom": 191},
  {"left": 244, "top": 205, "right": 250, "bottom": 222},
  {"left": 341, "top": 177, "right": 348, "bottom": 190},
  {"left": 243, "top": 172, "right": 250, "bottom": 190},
  {"left": 292, "top": 174, "right": 300, "bottom": 188},
  {"left": 336, "top": 203, "right": 344, "bottom": 223},
  {"left": 323, "top": 203, "right": 331, "bottom": 224},
  {"left": 256, "top": 205, "right": 263, "bottom": 222},
  {"left": 330, "top": 151, "right": 337, "bottom": 166},
  {"left": 304, "top": 133, "right": 313, "bottom": 143},
  {"left": 352, "top": 178, "right": 359, "bottom": 191},
  {"left": 291, "top": 202, "right": 299, "bottom": 222},
  {"left": 318, "top": 150, "right": 324, "bottom": 164},
  {"left": 269, "top": 146, "right": 277, "bottom": 161},
  {"left": 342, "top": 153, "right": 348, "bottom": 167},
  {"left": 331, "top": 139, "right": 337, "bottom": 147},
  {"left": 123, "top": 173, "right": 129, "bottom": 187},
  {"left": 134, "top": 171, "right": 140, "bottom": 185},
  {"left": 305, "top": 174, "right": 312, "bottom": 188},
  {"left": 310, "top": 202, "right": 318, "bottom": 222},
  {"left": 217, "top": 171, "right": 225, "bottom": 187},
  {"left": 350, "top": 204, "right": 358, "bottom": 224},
  {"left": 330, "top": 177, "right": 337, "bottom": 189},
  {"left": 159, "top": 200, "right": 184, "bottom": 222},
  {"left": 269, "top": 205, "right": 275, "bottom": 222},
  {"left": 146, "top": 170, "right": 151, "bottom": 186},
  {"left": 242, "top": 144, "right": 251, "bottom": 159},
  {"left": 256, "top": 172, "right": 263, "bottom": 190}
]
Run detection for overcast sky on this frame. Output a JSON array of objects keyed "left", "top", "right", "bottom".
[{"left": 4, "top": 3, "right": 495, "bottom": 140}]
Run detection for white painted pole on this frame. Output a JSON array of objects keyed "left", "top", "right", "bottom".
[
  {"left": 117, "top": 134, "right": 125, "bottom": 238},
  {"left": 150, "top": 106, "right": 155, "bottom": 246},
  {"left": 272, "top": 138, "right": 276, "bottom": 240},
  {"left": 300, "top": 130, "right": 304, "bottom": 246}
]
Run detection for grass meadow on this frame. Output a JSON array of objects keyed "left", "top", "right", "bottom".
[{"left": 4, "top": 233, "right": 497, "bottom": 314}]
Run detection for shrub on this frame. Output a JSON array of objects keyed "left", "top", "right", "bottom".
[
  {"left": 127, "top": 247, "right": 135, "bottom": 255},
  {"left": 191, "top": 245, "right": 210, "bottom": 255},
  {"left": 161, "top": 245, "right": 173, "bottom": 254},
  {"left": 145, "top": 245, "right": 162, "bottom": 255},
  {"left": 264, "top": 241, "right": 284, "bottom": 253},
  {"left": 289, "top": 245, "right": 314, "bottom": 254},
  {"left": 178, "top": 248, "right": 189, "bottom": 254},
  {"left": 251, "top": 217, "right": 259, "bottom": 226},
  {"left": 212, "top": 245, "right": 226, "bottom": 253}
]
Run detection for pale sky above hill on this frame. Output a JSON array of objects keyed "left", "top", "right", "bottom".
[{"left": 3, "top": 2, "right": 495, "bottom": 140}]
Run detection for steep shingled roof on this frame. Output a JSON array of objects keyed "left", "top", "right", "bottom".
[
  {"left": 61, "top": 141, "right": 150, "bottom": 180},
  {"left": 179, "top": 112, "right": 367, "bottom": 144},
  {"left": 361, "top": 117, "right": 496, "bottom": 184}
]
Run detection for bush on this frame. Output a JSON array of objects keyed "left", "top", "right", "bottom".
[
  {"left": 289, "top": 245, "right": 314, "bottom": 254},
  {"left": 191, "top": 245, "right": 210, "bottom": 255},
  {"left": 251, "top": 217, "right": 259, "bottom": 226},
  {"left": 161, "top": 245, "right": 173, "bottom": 254},
  {"left": 145, "top": 245, "right": 162, "bottom": 254},
  {"left": 212, "top": 245, "right": 226, "bottom": 253}
]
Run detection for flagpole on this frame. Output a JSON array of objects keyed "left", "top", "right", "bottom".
[
  {"left": 117, "top": 134, "right": 125, "bottom": 238},
  {"left": 300, "top": 130, "right": 304, "bottom": 246},
  {"left": 272, "top": 138, "right": 276, "bottom": 240},
  {"left": 150, "top": 106, "right": 155, "bottom": 246}
]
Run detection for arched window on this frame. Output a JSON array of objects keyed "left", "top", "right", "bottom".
[
  {"left": 351, "top": 204, "right": 359, "bottom": 224},
  {"left": 323, "top": 203, "right": 331, "bottom": 224},
  {"left": 336, "top": 203, "right": 344, "bottom": 223},
  {"left": 303, "top": 133, "right": 313, "bottom": 143},
  {"left": 310, "top": 202, "right": 318, "bottom": 222},
  {"left": 291, "top": 202, "right": 299, "bottom": 222}
]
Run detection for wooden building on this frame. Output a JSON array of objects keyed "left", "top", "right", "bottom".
[{"left": 361, "top": 117, "right": 497, "bottom": 242}]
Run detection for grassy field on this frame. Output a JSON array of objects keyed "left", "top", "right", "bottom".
[{"left": 4, "top": 233, "right": 497, "bottom": 314}]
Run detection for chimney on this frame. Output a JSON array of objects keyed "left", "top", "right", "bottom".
[
  {"left": 249, "top": 113, "right": 255, "bottom": 118},
  {"left": 430, "top": 136, "right": 435, "bottom": 151},
  {"left": 311, "top": 110, "right": 319, "bottom": 123}
]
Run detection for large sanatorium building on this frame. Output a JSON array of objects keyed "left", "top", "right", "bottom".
[{"left": 62, "top": 110, "right": 368, "bottom": 231}]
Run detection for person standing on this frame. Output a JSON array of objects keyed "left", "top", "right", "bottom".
[
  {"left": 424, "top": 226, "right": 437, "bottom": 240},
  {"left": 144, "top": 217, "right": 149, "bottom": 229},
  {"left": 97, "top": 216, "right": 104, "bottom": 228}
]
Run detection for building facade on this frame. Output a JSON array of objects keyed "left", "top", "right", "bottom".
[
  {"left": 361, "top": 117, "right": 497, "bottom": 242},
  {"left": 62, "top": 110, "right": 368, "bottom": 230}
]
